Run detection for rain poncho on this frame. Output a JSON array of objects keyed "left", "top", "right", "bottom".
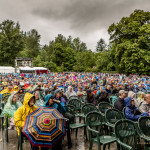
[
  {"left": 14, "top": 93, "right": 38, "bottom": 135},
  {"left": 44, "top": 94, "right": 66, "bottom": 114},
  {"left": 65, "top": 86, "right": 77, "bottom": 99},
  {"left": 2, "top": 93, "right": 22, "bottom": 117},
  {"left": 35, "top": 98, "right": 45, "bottom": 107},
  {"left": 0, "top": 87, "right": 13, "bottom": 95},
  {"left": 124, "top": 97, "right": 149, "bottom": 121}
]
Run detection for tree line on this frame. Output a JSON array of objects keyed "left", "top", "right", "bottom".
[{"left": 0, "top": 9, "right": 149, "bottom": 75}]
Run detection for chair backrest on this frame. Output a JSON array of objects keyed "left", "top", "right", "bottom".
[
  {"left": 68, "top": 99, "right": 81, "bottom": 111},
  {"left": 138, "top": 116, "right": 150, "bottom": 137},
  {"left": 105, "top": 108, "right": 124, "bottom": 125},
  {"left": 86, "top": 112, "right": 103, "bottom": 137},
  {"left": 69, "top": 95, "right": 78, "bottom": 100},
  {"left": 64, "top": 104, "right": 76, "bottom": 115},
  {"left": 82, "top": 103, "right": 97, "bottom": 116},
  {"left": 98, "top": 102, "right": 113, "bottom": 115},
  {"left": 80, "top": 95, "right": 87, "bottom": 103},
  {"left": 115, "top": 119, "right": 137, "bottom": 150}
]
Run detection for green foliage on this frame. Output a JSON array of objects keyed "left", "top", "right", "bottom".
[
  {"left": 96, "top": 38, "right": 107, "bottom": 52},
  {"left": 108, "top": 9, "right": 150, "bottom": 75},
  {"left": 0, "top": 10, "right": 149, "bottom": 74},
  {"left": 0, "top": 20, "right": 24, "bottom": 65}
]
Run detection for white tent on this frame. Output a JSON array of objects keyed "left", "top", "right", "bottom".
[
  {"left": 33, "top": 67, "right": 48, "bottom": 70},
  {"left": 0, "top": 66, "right": 15, "bottom": 73},
  {"left": 19, "top": 66, "right": 35, "bottom": 71}
]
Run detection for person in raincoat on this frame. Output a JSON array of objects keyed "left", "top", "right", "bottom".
[
  {"left": 44, "top": 94, "right": 66, "bottom": 114},
  {"left": 124, "top": 97, "right": 150, "bottom": 121},
  {"left": 2, "top": 92, "right": 22, "bottom": 130},
  {"left": 13, "top": 85, "right": 19, "bottom": 92},
  {"left": 43, "top": 94, "right": 65, "bottom": 150},
  {"left": 34, "top": 91, "right": 44, "bottom": 107},
  {"left": 65, "top": 86, "right": 76, "bottom": 99},
  {"left": 14, "top": 92, "right": 38, "bottom": 135},
  {"left": 0, "top": 86, "right": 13, "bottom": 96}
]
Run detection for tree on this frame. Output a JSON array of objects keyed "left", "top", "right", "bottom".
[
  {"left": 96, "top": 38, "right": 107, "bottom": 52},
  {"left": 23, "top": 29, "right": 41, "bottom": 58},
  {"left": 108, "top": 9, "right": 150, "bottom": 74},
  {"left": 0, "top": 20, "right": 24, "bottom": 65}
]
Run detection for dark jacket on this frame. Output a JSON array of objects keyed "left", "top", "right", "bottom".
[
  {"left": 114, "top": 97, "right": 125, "bottom": 111},
  {"left": 124, "top": 97, "right": 149, "bottom": 121},
  {"left": 86, "top": 90, "right": 97, "bottom": 105}
]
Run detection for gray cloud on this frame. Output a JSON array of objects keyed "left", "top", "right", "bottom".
[{"left": 0, "top": 0, "right": 150, "bottom": 50}]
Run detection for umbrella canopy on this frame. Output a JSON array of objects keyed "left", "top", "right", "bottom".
[{"left": 23, "top": 107, "right": 66, "bottom": 148}]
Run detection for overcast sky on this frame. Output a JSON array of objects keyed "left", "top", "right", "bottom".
[{"left": 0, "top": 0, "right": 150, "bottom": 50}]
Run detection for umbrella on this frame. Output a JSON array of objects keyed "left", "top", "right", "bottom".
[{"left": 23, "top": 107, "right": 66, "bottom": 148}]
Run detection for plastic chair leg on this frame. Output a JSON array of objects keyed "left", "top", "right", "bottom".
[{"left": 5, "top": 116, "right": 8, "bottom": 142}]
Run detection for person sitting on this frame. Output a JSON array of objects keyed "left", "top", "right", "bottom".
[
  {"left": 134, "top": 91, "right": 145, "bottom": 108},
  {"left": 124, "top": 97, "right": 150, "bottom": 121},
  {"left": 43, "top": 94, "right": 65, "bottom": 150},
  {"left": 85, "top": 89, "right": 97, "bottom": 105},
  {"left": 65, "top": 86, "right": 76, "bottom": 99},
  {"left": 44, "top": 94, "right": 66, "bottom": 115},
  {"left": 114, "top": 90, "right": 127, "bottom": 111},
  {"left": 97, "top": 91, "right": 109, "bottom": 104},
  {"left": 2, "top": 92, "right": 22, "bottom": 130},
  {"left": 138, "top": 94, "right": 150, "bottom": 113},
  {"left": 106, "top": 85, "right": 111, "bottom": 94},
  {"left": 77, "top": 87, "right": 85, "bottom": 98},
  {"left": 14, "top": 93, "right": 38, "bottom": 135},
  {"left": 34, "top": 91, "right": 45, "bottom": 107}
]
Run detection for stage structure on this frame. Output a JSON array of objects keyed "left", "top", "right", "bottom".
[{"left": 15, "top": 57, "right": 33, "bottom": 73}]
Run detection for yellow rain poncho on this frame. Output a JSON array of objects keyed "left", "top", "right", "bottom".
[
  {"left": 14, "top": 93, "right": 38, "bottom": 135},
  {"left": 0, "top": 87, "right": 13, "bottom": 95}
]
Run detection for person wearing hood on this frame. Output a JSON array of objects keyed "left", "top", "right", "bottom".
[
  {"left": 124, "top": 97, "right": 150, "bottom": 121},
  {"left": 65, "top": 86, "right": 77, "bottom": 99},
  {"left": 2, "top": 92, "right": 22, "bottom": 130},
  {"left": 34, "top": 91, "right": 45, "bottom": 107},
  {"left": 134, "top": 91, "right": 145, "bottom": 108},
  {"left": 85, "top": 89, "right": 97, "bottom": 105},
  {"left": 14, "top": 93, "right": 38, "bottom": 135},
  {"left": 44, "top": 94, "right": 66, "bottom": 114}
]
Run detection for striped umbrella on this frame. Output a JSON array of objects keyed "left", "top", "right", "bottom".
[{"left": 23, "top": 107, "right": 66, "bottom": 148}]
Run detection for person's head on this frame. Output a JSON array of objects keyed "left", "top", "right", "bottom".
[
  {"left": 35, "top": 92, "right": 39, "bottom": 100},
  {"left": 137, "top": 91, "right": 145, "bottom": 99},
  {"left": 79, "top": 87, "right": 82, "bottom": 92},
  {"left": 28, "top": 96, "right": 35, "bottom": 107},
  {"left": 128, "top": 91, "right": 136, "bottom": 98},
  {"left": 107, "top": 85, "right": 111, "bottom": 90},
  {"left": 131, "top": 98, "right": 135, "bottom": 107},
  {"left": 119, "top": 90, "right": 128, "bottom": 99},
  {"left": 144, "top": 94, "right": 150, "bottom": 104},
  {"left": 55, "top": 89, "right": 62, "bottom": 98},
  {"left": 68, "top": 86, "right": 72, "bottom": 92},
  {"left": 8, "top": 86, "right": 12, "bottom": 91},
  {"left": 12, "top": 94, "right": 18, "bottom": 104}
]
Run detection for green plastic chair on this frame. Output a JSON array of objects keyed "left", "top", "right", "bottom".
[
  {"left": 65, "top": 105, "right": 87, "bottom": 138},
  {"left": 114, "top": 119, "right": 138, "bottom": 150},
  {"left": 137, "top": 116, "right": 150, "bottom": 149},
  {"left": 80, "top": 94, "right": 87, "bottom": 103},
  {"left": 98, "top": 102, "right": 114, "bottom": 117},
  {"left": 86, "top": 112, "right": 116, "bottom": 150},
  {"left": 69, "top": 95, "right": 78, "bottom": 100},
  {"left": 81, "top": 103, "right": 98, "bottom": 120},
  {"left": 68, "top": 99, "right": 82, "bottom": 115},
  {"left": 105, "top": 108, "right": 124, "bottom": 128}
]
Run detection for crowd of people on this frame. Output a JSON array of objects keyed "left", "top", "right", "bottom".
[{"left": 0, "top": 72, "right": 150, "bottom": 149}]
